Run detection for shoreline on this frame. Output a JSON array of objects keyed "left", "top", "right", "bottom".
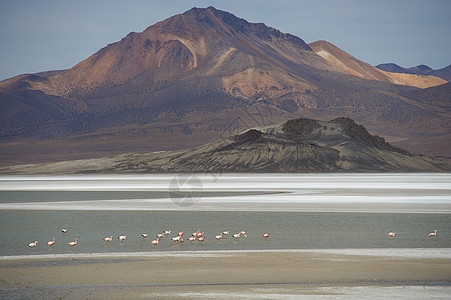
[
  {"left": 1, "top": 248, "right": 450, "bottom": 299},
  {"left": 2, "top": 248, "right": 451, "bottom": 260}
]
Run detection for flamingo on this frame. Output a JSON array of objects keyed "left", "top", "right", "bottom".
[
  {"left": 180, "top": 237, "right": 184, "bottom": 243},
  {"left": 28, "top": 241, "right": 38, "bottom": 248},
  {"left": 156, "top": 233, "right": 164, "bottom": 239},
  {"left": 232, "top": 233, "right": 241, "bottom": 239},
  {"left": 188, "top": 236, "right": 196, "bottom": 243},
  {"left": 61, "top": 228, "right": 68, "bottom": 234},
  {"left": 103, "top": 236, "right": 113, "bottom": 243},
  {"left": 150, "top": 238, "right": 160, "bottom": 246},
  {"left": 428, "top": 230, "right": 438, "bottom": 237},
  {"left": 67, "top": 238, "right": 78, "bottom": 247},
  {"left": 386, "top": 232, "right": 396, "bottom": 237},
  {"left": 118, "top": 235, "right": 127, "bottom": 241},
  {"left": 222, "top": 231, "right": 230, "bottom": 236},
  {"left": 262, "top": 233, "right": 270, "bottom": 239},
  {"left": 171, "top": 236, "right": 181, "bottom": 242},
  {"left": 215, "top": 234, "right": 223, "bottom": 241},
  {"left": 177, "top": 231, "right": 184, "bottom": 236},
  {"left": 197, "top": 236, "right": 205, "bottom": 244},
  {"left": 47, "top": 238, "right": 55, "bottom": 246},
  {"left": 141, "top": 233, "right": 149, "bottom": 238},
  {"left": 163, "top": 230, "right": 172, "bottom": 236},
  {"left": 239, "top": 231, "right": 247, "bottom": 237}
]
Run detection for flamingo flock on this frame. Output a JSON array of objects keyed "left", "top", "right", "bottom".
[{"left": 26, "top": 226, "right": 441, "bottom": 249}]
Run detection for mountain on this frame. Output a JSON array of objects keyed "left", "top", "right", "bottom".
[
  {"left": 310, "top": 41, "right": 446, "bottom": 88},
  {"left": 429, "top": 64, "right": 451, "bottom": 81},
  {"left": 376, "top": 63, "right": 451, "bottom": 81},
  {"left": 0, "top": 6, "right": 450, "bottom": 167},
  {"left": 376, "top": 63, "right": 413, "bottom": 74},
  {"left": 1, "top": 117, "right": 449, "bottom": 174}
]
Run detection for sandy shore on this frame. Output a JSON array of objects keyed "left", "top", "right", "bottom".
[{"left": 1, "top": 249, "right": 451, "bottom": 299}]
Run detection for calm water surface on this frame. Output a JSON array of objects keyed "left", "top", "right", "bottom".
[
  {"left": 0, "top": 174, "right": 450, "bottom": 256},
  {"left": 0, "top": 210, "right": 450, "bottom": 256}
]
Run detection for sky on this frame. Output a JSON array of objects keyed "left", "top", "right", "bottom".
[{"left": 0, "top": 0, "right": 450, "bottom": 81}]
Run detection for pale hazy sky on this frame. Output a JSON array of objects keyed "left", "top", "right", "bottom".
[{"left": 0, "top": 0, "right": 450, "bottom": 81}]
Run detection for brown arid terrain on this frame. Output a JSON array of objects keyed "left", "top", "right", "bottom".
[
  {"left": 0, "top": 6, "right": 450, "bottom": 167},
  {"left": 309, "top": 40, "right": 447, "bottom": 88}
]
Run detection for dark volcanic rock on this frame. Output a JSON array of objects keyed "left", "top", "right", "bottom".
[{"left": 1, "top": 117, "right": 449, "bottom": 174}]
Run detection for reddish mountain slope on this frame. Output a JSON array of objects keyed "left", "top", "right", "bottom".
[{"left": 310, "top": 40, "right": 447, "bottom": 88}]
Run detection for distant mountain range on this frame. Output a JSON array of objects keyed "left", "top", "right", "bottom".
[
  {"left": 0, "top": 6, "right": 450, "bottom": 168},
  {"left": 2, "top": 117, "right": 449, "bottom": 174},
  {"left": 376, "top": 63, "right": 451, "bottom": 81}
]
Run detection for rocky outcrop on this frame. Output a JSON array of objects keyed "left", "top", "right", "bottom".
[{"left": 2, "top": 117, "right": 449, "bottom": 174}]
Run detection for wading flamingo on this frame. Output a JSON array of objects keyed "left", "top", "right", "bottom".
[
  {"left": 156, "top": 233, "right": 165, "bottom": 239},
  {"left": 232, "top": 233, "right": 241, "bottom": 239},
  {"left": 239, "top": 231, "right": 247, "bottom": 237},
  {"left": 118, "top": 235, "right": 127, "bottom": 242},
  {"left": 177, "top": 231, "right": 184, "bottom": 236},
  {"left": 222, "top": 231, "right": 230, "bottom": 236},
  {"left": 215, "top": 234, "right": 223, "bottom": 241},
  {"left": 28, "top": 241, "right": 38, "bottom": 248},
  {"left": 171, "top": 236, "right": 181, "bottom": 242},
  {"left": 47, "top": 238, "right": 55, "bottom": 246},
  {"left": 386, "top": 232, "right": 396, "bottom": 237},
  {"left": 61, "top": 228, "right": 68, "bottom": 234},
  {"left": 262, "top": 233, "right": 270, "bottom": 239},
  {"left": 429, "top": 230, "right": 438, "bottom": 237},
  {"left": 67, "top": 238, "right": 78, "bottom": 247},
  {"left": 141, "top": 233, "right": 149, "bottom": 238},
  {"left": 103, "top": 236, "right": 113, "bottom": 243},
  {"left": 188, "top": 236, "right": 196, "bottom": 243},
  {"left": 150, "top": 238, "right": 160, "bottom": 246},
  {"left": 163, "top": 230, "right": 172, "bottom": 236},
  {"left": 197, "top": 236, "right": 205, "bottom": 244}
]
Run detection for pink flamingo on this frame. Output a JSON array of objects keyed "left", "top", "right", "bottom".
[
  {"left": 61, "top": 228, "right": 68, "bottom": 234},
  {"left": 118, "top": 235, "right": 127, "bottom": 242},
  {"left": 67, "top": 238, "right": 78, "bottom": 247},
  {"left": 156, "top": 233, "right": 164, "bottom": 239},
  {"left": 188, "top": 236, "right": 196, "bottom": 243},
  {"left": 171, "top": 236, "right": 181, "bottom": 242},
  {"left": 386, "top": 232, "right": 396, "bottom": 237},
  {"left": 215, "top": 234, "right": 223, "bottom": 241},
  {"left": 262, "top": 233, "right": 270, "bottom": 239},
  {"left": 232, "top": 233, "right": 241, "bottom": 239},
  {"left": 428, "top": 230, "right": 438, "bottom": 237},
  {"left": 103, "top": 236, "right": 113, "bottom": 243},
  {"left": 150, "top": 238, "right": 160, "bottom": 246},
  {"left": 197, "top": 236, "right": 205, "bottom": 244},
  {"left": 47, "top": 238, "right": 56, "bottom": 246},
  {"left": 177, "top": 231, "right": 184, "bottom": 236},
  {"left": 28, "top": 241, "right": 38, "bottom": 248},
  {"left": 239, "top": 231, "right": 247, "bottom": 237},
  {"left": 222, "top": 231, "right": 230, "bottom": 236}
]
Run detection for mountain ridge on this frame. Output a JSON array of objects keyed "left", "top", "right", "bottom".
[{"left": 376, "top": 63, "right": 451, "bottom": 81}]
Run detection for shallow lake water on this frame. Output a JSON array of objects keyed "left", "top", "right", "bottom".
[{"left": 0, "top": 173, "right": 450, "bottom": 256}]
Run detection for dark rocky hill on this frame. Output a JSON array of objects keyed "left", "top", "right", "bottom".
[{"left": 2, "top": 117, "right": 449, "bottom": 174}]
